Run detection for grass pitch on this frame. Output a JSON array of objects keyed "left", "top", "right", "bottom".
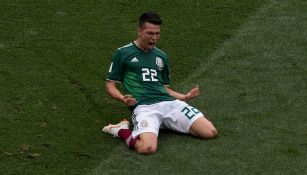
[{"left": 0, "top": 0, "right": 306, "bottom": 174}]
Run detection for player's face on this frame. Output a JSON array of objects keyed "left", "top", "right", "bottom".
[{"left": 137, "top": 22, "right": 160, "bottom": 51}]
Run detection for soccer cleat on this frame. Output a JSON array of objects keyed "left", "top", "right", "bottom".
[{"left": 102, "top": 119, "right": 129, "bottom": 137}]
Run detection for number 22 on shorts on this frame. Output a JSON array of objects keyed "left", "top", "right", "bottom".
[{"left": 181, "top": 105, "right": 200, "bottom": 120}]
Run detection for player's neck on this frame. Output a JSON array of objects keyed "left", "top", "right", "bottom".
[{"left": 134, "top": 40, "right": 151, "bottom": 52}]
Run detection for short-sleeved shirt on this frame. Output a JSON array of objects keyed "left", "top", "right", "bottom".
[{"left": 107, "top": 42, "right": 175, "bottom": 109}]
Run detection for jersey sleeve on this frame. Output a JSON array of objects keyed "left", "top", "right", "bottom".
[
  {"left": 161, "top": 57, "right": 171, "bottom": 85},
  {"left": 107, "top": 50, "right": 124, "bottom": 82}
]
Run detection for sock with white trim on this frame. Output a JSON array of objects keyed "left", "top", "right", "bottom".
[{"left": 118, "top": 129, "right": 139, "bottom": 149}]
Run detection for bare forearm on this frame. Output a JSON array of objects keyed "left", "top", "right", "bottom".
[
  {"left": 164, "top": 85, "right": 200, "bottom": 101},
  {"left": 164, "top": 86, "right": 187, "bottom": 101},
  {"left": 106, "top": 81, "right": 137, "bottom": 106},
  {"left": 105, "top": 81, "right": 125, "bottom": 103}
]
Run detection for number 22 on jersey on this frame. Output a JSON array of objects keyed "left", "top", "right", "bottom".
[{"left": 142, "top": 68, "right": 158, "bottom": 82}]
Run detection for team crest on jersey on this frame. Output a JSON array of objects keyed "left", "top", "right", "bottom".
[{"left": 156, "top": 57, "right": 164, "bottom": 71}]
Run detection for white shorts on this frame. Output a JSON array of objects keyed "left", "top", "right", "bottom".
[{"left": 131, "top": 100, "right": 204, "bottom": 138}]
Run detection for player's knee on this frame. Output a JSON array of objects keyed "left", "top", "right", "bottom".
[
  {"left": 137, "top": 145, "right": 157, "bottom": 154},
  {"left": 204, "top": 120, "right": 218, "bottom": 139},
  {"left": 204, "top": 126, "right": 217, "bottom": 138},
  {"left": 209, "top": 128, "right": 218, "bottom": 138},
  {"left": 199, "top": 127, "right": 217, "bottom": 139},
  {"left": 136, "top": 143, "right": 157, "bottom": 154}
]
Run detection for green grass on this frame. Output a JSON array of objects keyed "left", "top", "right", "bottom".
[{"left": 1, "top": 0, "right": 306, "bottom": 174}]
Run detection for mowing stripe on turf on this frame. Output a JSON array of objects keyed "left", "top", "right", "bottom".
[{"left": 181, "top": 0, "right": 283, "bottom": 87}]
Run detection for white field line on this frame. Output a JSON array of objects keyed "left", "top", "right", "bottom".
[{"left": 180, "top": 0, "right": 278, "bottom": 88}]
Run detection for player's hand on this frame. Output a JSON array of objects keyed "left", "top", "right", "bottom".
[
  {"left": 123, "top": 94, "right": 137, "bottom": 106},
  {"left": 185, "top": 85, "right": 200, "bottom": 101}
]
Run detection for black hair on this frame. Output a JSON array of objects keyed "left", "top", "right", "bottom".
[{"left": 139, "top": 12, "right": 162, "bottom": 28}]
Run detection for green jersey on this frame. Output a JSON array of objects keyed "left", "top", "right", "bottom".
[{"left": 107, "top": 42, "right": 175, "bottom": 108}]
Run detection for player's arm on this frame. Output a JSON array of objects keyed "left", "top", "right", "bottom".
[
  {"left": 105, "top": 80, "right": 136, "bottom": 106},
  {"left": 161, "top": 56, "right": 200, "bottom": 101},
  {"left": 164, "top": 85, "right": 200, "bottom": 101}
]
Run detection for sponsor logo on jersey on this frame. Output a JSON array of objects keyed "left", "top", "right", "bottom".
[
  {"left": 131, "top": 57, "right": 139, "bottom": 62},
  {"left": 156, "top": 57, "right": 163, "bottom": 71}
]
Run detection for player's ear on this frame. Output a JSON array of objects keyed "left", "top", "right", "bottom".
[{"left": 137, "top": 26, "right": 142, "bottom": 36}]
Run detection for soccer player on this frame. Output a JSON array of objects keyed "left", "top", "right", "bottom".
[{"left": 103, "top": 12, "right": 217, "bottom": 154}]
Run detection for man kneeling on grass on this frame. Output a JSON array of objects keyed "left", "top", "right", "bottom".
[{"left": 102, "top": 12, "right": 217, "bottom": 154}]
